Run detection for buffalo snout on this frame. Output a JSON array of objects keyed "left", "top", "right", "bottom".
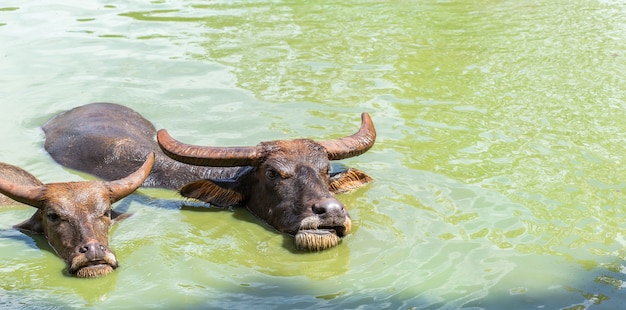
[
  {"left": 70, "top": 240, "right": 118, "bottom": 278},
  {"left": 294, "top": 197, "right": 352, "bottom": 252}
]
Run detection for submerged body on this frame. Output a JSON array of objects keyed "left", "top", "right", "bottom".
[{"left": 42, "top": 103, "right": 235, "bottom": 189}]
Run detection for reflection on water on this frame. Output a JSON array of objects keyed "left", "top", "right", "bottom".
[{"left": 2, "top": 0, "right": 626, "bottom": 308}]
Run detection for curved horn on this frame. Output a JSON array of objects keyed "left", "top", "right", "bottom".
[
  {"left": 157, "top": 129, "right": 261, "bottom": 167},
  {"left": 108, "top": 152, "right": 155, "bottom": 202},
  {"left": 318, "top": 112, "right": 376, "bottom": 160},
  {"left": 0, "top": 180, "right": 46, "bottom": 209}
]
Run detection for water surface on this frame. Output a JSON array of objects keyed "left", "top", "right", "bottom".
[{"left": 1, "top": 1, "right": 626, "bottom": 309}]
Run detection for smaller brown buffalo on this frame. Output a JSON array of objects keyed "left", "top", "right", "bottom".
[{"left": 0, "top": 153, "right": 154, "bottom": 278}]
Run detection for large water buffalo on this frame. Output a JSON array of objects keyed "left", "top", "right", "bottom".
[
  {"left": 43, "top": 103, "right": 376, "bottom": 251},
  {"left": 0, "top": 153, "right": 154, "bottom": 277}
]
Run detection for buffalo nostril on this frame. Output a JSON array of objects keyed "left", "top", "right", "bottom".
[
  {"left": 312, "top": 203, "right": 326, "bottom": 215},
  {"left": 79, "top": 246, "right": 89, "bottom": 253}
]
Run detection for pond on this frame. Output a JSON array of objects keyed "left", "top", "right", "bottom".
[{"left": 1, "top": 0, "right": 626, "bottom": 309}]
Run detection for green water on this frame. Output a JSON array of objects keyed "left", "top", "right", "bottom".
[{"left": 2, "top": 0, "right": 626, "bottom": 309}]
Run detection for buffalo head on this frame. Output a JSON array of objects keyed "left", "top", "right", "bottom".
[
  {"left": 157, "top": 113, "right": 375, "bottom": 251},
  {"left": 0, "top": 153, "right": 154, "bottom": 277}
]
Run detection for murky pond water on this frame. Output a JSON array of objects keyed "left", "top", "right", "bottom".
[{"left": 2, "top": 0, "right": 626, "bottom": 309}]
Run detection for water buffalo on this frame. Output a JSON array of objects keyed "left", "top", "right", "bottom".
[
  {"left": 0, "top": 153, "right": 154, "bottom": 277},
  {"left": 43, "top": 103, "right": 376, "bottom": 251}
]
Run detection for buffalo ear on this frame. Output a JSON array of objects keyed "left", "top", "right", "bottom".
[
  {"left": 14, "top": 211, "right": 45, "bottom": 233},
  {"left": 111, "top": 210, "right": 131, "bottom": 222},
  {"left": 180, "top": 179, "right": 243, "bottom": 207},
  {"left": 329, "top": 168, "right": 373, "bottom": 194}
]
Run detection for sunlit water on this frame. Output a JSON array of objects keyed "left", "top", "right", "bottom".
[{"left": 2, "top": 1, "right": 626, "bottom": 309}]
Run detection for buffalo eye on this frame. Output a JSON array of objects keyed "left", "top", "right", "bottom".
[
  {"left": 47, "top": 212, "right": 60, "bottom": 222},
  {"left": 103, "top": 209, "right": 112, "bottom": 218},
  {"left": 266, "top": 169, "right": 280, "bottom": 180}
]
